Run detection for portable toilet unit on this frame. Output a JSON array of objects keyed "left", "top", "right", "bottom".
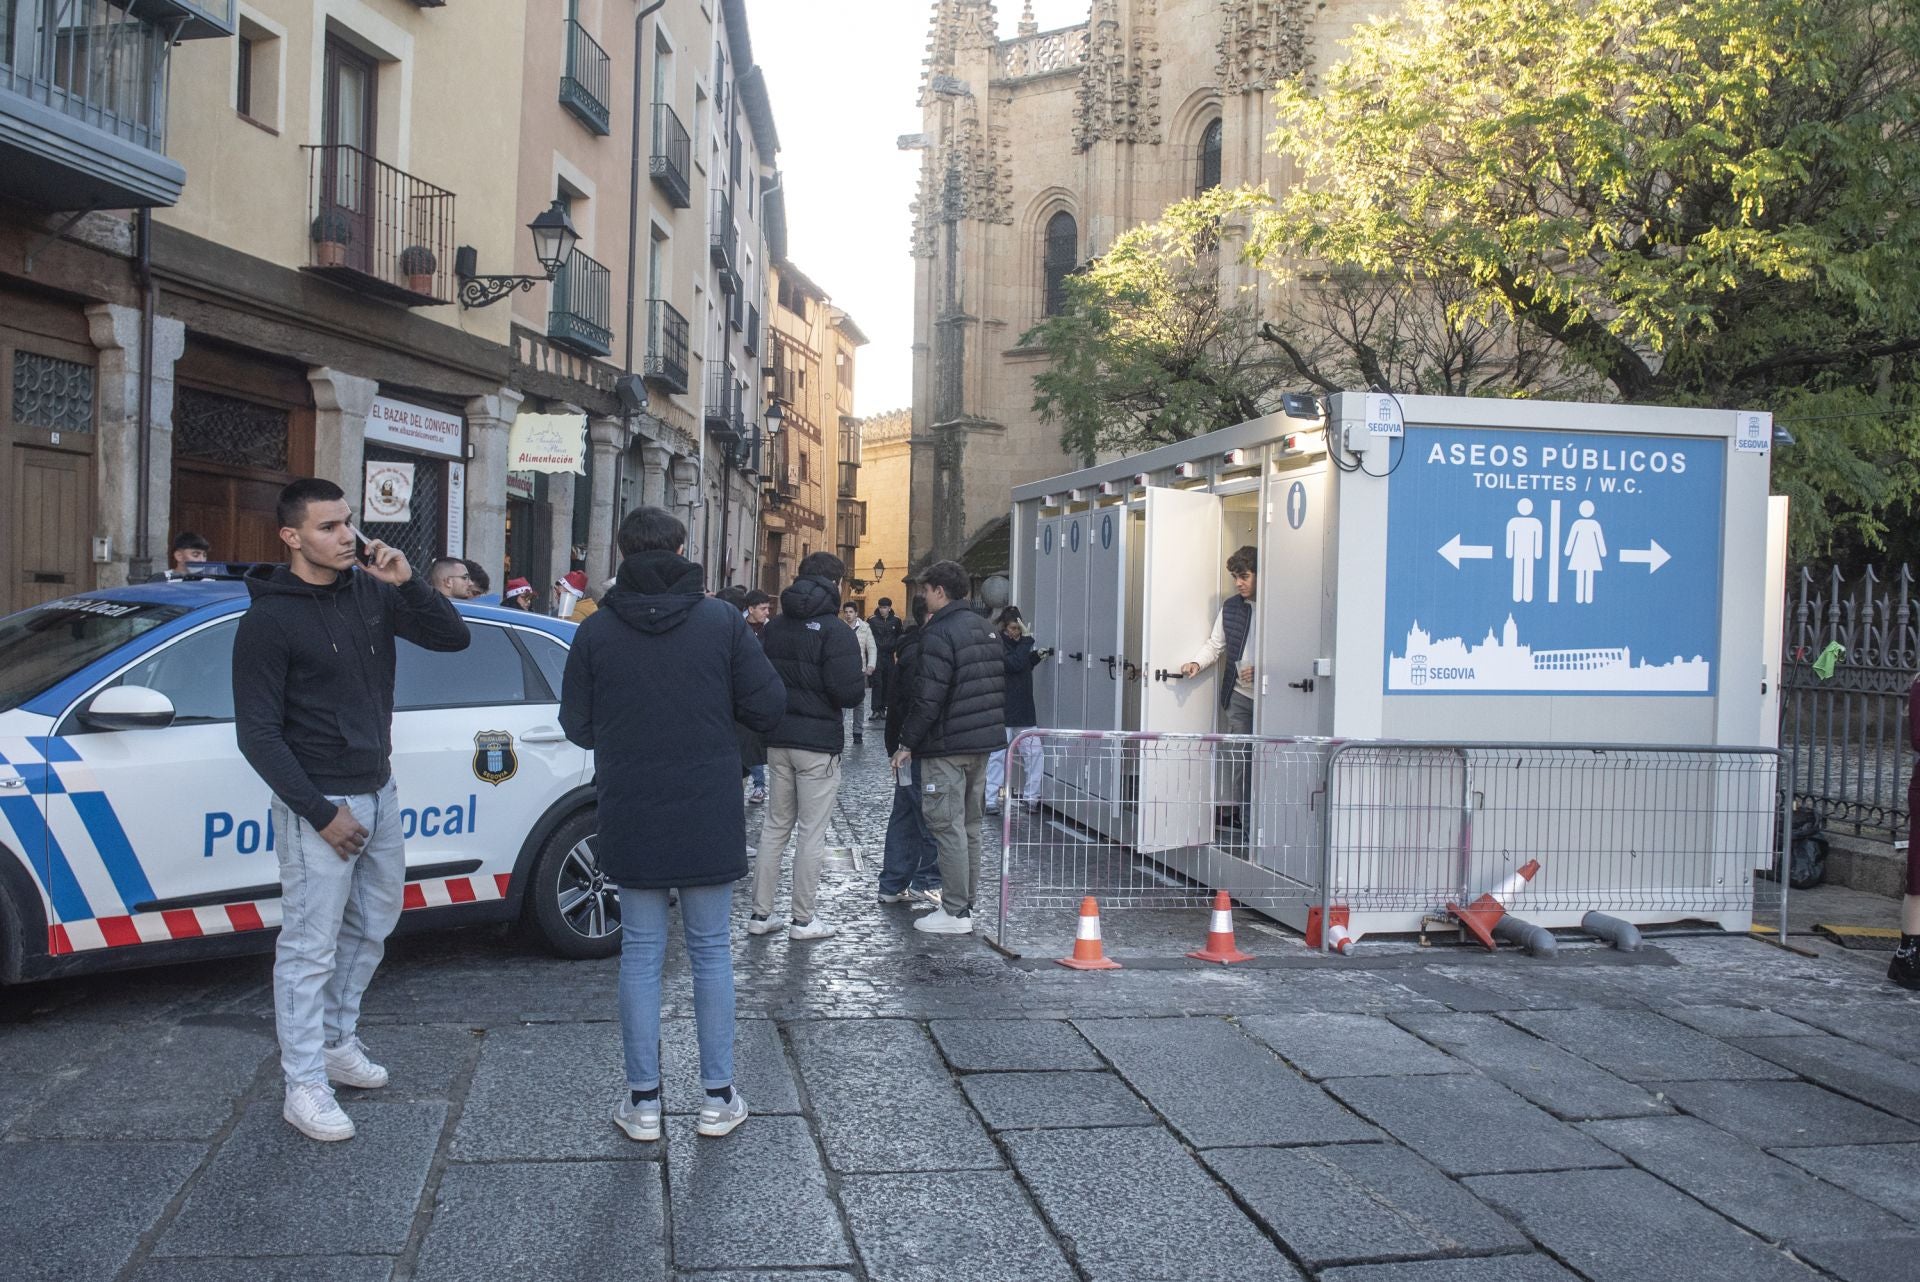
[{"left": 1009, "top": 392, "right": 1787, "bottom": 937}]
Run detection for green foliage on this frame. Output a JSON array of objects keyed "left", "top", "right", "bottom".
[{"left": 1254, "top": 0, "right": 1920, "bottom": 556}]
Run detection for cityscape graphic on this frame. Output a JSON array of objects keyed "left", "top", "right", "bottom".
[{"left": 1388, "top": 615, "right": 1712, "bottom": 694}]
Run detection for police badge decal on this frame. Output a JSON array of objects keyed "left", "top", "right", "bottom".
[{"left": 472, "top": 730, "right": 519, "bottom": 785}]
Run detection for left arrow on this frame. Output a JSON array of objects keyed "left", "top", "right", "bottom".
[
  {"left": 1438, "top": 534, "right": 1495, "bottom": 569},
  {"left": 1619, "top": 540, "right": 1671, "bottom": 573}
]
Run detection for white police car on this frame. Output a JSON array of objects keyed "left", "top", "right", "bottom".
[{"left": 0, "top": 575, "right": 619, "bottom": 982}]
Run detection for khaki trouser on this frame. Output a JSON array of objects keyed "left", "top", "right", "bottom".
[
  {"left": 752, "top": 746, "right": 841, "bottom": 923},
  {"left": 920, "top": 753, "right": 988, "bottom": 917}
]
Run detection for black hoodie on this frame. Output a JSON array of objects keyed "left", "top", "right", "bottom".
[
  {"left": 232, "top": 562, "right": 469, "bottom": 830},
  {"left": 760, "top": 574, "right": 868, "bottom": 754},
  {"left": 559, "top": 548, "right": 785, "bottom": 889}
]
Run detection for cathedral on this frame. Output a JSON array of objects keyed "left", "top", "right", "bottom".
[{"left": 905, "top": 0, "right": 1382, "bottom": 575}]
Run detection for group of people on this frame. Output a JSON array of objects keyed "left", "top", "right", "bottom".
[{"left": 426, "top": 554, "right": 600, "bottom": 622}]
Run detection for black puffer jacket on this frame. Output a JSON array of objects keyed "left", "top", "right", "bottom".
[
  {"left": 762, "top": 575, "right": 868, "bottom": 753},
  {"left": 884, "top": 625, "right": 924, "bottom": 755},
  {"left": 1002, "top": 633, "right": 1043, "bottom": 729},
  {"left": 901, "top": 601, "right": 1006, "bottom": 757},
  {"left": 869, "top": 611, "right": 904, "bottom": 656}
]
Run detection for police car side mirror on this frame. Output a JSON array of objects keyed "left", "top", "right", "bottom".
[{"left": 82, "top": 685, "right": 177, "bottom": 731}]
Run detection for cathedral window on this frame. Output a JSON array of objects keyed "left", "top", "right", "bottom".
[
  {"left": 1197, "top": 119, "right": 1223, "bottom": 194},
  {"left": 1043, "top": 211, "right": 1078, "bottom": 317}
]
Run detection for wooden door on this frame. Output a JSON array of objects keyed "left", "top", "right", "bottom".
[
  {"left": 9, "top": 445, "right": 90, "bottom": 610},
  {"left": 2, "top": 325, "right": 97, "bottom": 615}
]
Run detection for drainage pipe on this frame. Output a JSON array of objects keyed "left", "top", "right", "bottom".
[
  {"left": 1492, "top": 914, "right": 1558, "bottom": 958},
  {"left": 1580, "top": 911, "right": 1644, "bottom": 952},
  {"left": 130, "top": 207, "right": 156, "bottom": 583}
]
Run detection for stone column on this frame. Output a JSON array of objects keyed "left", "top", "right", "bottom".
[
  {"left": 85, "top": 303, "right": 185, "bottom": 586},
  {"left": 638, "top": 442, "right": 672, "bottom": 509},
  {"left": 671, "top": 454, "right": 702, "bottom": 562},
  {"left": 307, "top": 367, "right": 379, "bottom": 496},
  {"left": 546, "top": 471, "right": 578, "bottom": 587},
  {"left": 463, "top": 387, "right": 523, "bottom": 587},
  {"left": 586, "top": 417, "right": 629, "bottom": 584}
]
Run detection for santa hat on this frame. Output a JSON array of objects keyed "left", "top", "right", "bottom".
[
  {"left": 504, "top": 578, "right": 533, "bottom": 599},
  {"left": 560, "top": 570, "right": 589, "bottom": 593}
]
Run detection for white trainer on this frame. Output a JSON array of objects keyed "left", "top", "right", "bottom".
[
  {"left": 323, "top": 1036, "right": 389, "bottom": 1089},
  {"left": 284, "top": 1080, "right": 354, "bottom": 1142},
  {"left": 788, "top": 917, "right": 838, "bottom": 941},
  {"left": 612, "top": 1095, "right": 662, "bottom": 1142},
  {"left": 746, "top": 914, "right": 782, "bottom": 936},
  {"left": 696, "top": 1089, "right": 749, "bottom": 1137},
  {"left": 914, "top": 908, "right": 974, "bottom": 935}
]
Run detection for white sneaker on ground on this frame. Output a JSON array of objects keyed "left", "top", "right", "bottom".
[
  {"left": 283, "top": 1080, "right": 354, "bottom": 1142},
  {"left": 788, "top": 917, "right": 837, "bottom": 941},
  {"left": 612, "top": 1094, "right": 662, "bottom": 1142},
  {"left": 696, "top": 1089, "right": 749, "bottom": 1137},
  {"left": 323, "top": 1036, "right": 388, "bottom": 1089},
  {"left": 914, "top": 908, "right": 974, "bottom": 935},
  {"left": 746, "top": 914, "right": 782, "bottom": 936}
]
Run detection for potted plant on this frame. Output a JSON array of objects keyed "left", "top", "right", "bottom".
[
  {"left": 399, "top": 244, "right": 437, "bottom": 294},
  {"left": 310, "top": 210, "right": 352, "bottom": 268}
]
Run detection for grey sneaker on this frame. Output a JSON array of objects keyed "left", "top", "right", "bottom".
[
  {"left": 323, "top": 1036, "right": 388, "bottom": 1089},
  {"left": 696, "top": 1089, "right": 749, "bottom": 1137},
  {"left": 283, "top": 1080, "right": 354, "bottom": 1142},
  {"left": 612, "top": 1094, "right": 662, "bottom": 1142},
  {"left": 789, "top": 917, "right": 838, "bottom": 941}
]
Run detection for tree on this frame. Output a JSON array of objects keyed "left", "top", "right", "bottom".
[{"left": 1255, "top": 0, "right": 1920, "bottom": 555}]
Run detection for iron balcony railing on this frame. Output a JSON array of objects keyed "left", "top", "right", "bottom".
[
  {"left": 548, "top": 248, "right": 612, "bottom": 357},
  {"left": 709, "top": 187, "right": 735, "bottom": 268},
  {"left": 650, "top": 101, "right": 691, "bottom": 208},
  {"left": 303, "top": 143, "right": 456, "bottom": 306},
  {"left": 704, "top": 364, "right": 742, "bottom": 445},
  {"left": 1, "top": 0, "right": 174, "bottom": 153},
  {"left": 559, "top": 19, "right": 611, "bottom": 135},
  {"left": 643, "top": 298, "right": 690, "bottom": 394}
]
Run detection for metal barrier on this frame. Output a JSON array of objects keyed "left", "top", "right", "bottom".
[{"left": 995, "top": 730, "right": 1786, "bottom": 952}]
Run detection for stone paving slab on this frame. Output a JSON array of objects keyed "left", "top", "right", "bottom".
[
  {"left": 412, "top": 1160, "right": 666, "bottom": 1282},
  {"left": 156, "top": 1099, "right": 444, "bottom": 1257},
  {"left": 1779, "top": 1003, "right": 1920, "bottom": 1060},
  {"left": 837, "top": 1171, "right": 1074, "bottom": 1282},
  {"left": 1004, "top": 1127, "right": 1299, "bottom": 1280},
  {"left": 1505, "top": 1009, "right": 1795, "bottom": 1082},
  {"left": 332, "top": 1022, "right": 483, "bottom": 1105},
  {"left": 130, "top": 1258, "right": 394, "bottom": 1282},
  {"left": 665, "top": 1116, "right": 851, "bottom": 1272},
  {"left": 1323, "top": 1074, "right": 1626, "bottom": 1176},
  {"left": 1732, "top": 1034, "right": 1920, "bottom": 1122},
  {"left": 1658, "top": 1005, "right": 1824, "bottom": 1039},
  {"left": 1580, "top": 1115, "right": 1910, "bottom": 1243},
  {"left": 451, "top": 1022, "right": 642, "bottom": 1162},
  {"left": 1317, "top": 1259, "right": 1582, "bottom": 1282},
  {"left": 672, "top": 1274, "right": 853, "bottom": 1282},
  {"left": 959, "top": 1070, "right": 1156, "bottom": 1130},
  {"left": 1074, "top": 1017, "right": 1379, "bottom": 1148},
  {"left": 0, "top": 1071, "right": 54, "bottom": 1135},
  {"left": 1201, "top": 1143, "right": 1529, "bottom": 1268},
  {"left": 0, "top": 1139, "right": 203, "bottom": 1282},
  {"left": 662, "top": 1017, "right": 801, "bottom": 1114},
  {"left": 1776, "top": 1142, "right": 1920, "bottom": 1222},
  {"left": 787, "top": 1020, "right": 1001, "bottom": 1172},
  {"left": 1657, "top": 1079, "right": 1920, "bottom": 1148},
  {"left": 1464, "top": 1167, "right": 1821, "bottom": 1281},
  {"left": 1793, "top": 1235, "right": 1920, "bottom": 1282},
  {"left": 1237, "top": 1013, "right": 1469, "bottom": 1079},
  {"left": 1391, "top": 1012, "right": 1667, "bottom": 1120},
  {"left": 11, "top": 1018, "right": 271, "bottom": 1140},
  {"left": 927, "top": 1018, "right": 1104, "bottom": 1071}
]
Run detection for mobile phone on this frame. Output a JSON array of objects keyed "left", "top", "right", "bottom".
[{"left": 346, "top": 522, "right": 373, "bottom": 564}]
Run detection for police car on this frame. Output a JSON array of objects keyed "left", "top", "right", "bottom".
[{"left": 0, "top": 573, "right": 618, "bottom": 983}]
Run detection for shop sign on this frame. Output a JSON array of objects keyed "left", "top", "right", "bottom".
[
  {"left": 365, "top": 459, "right": 415, "bottom": 524},
  {"left": 507, "top": 412, "right": 587, "bottom": 475},
  {"left": 366, "top": 395, "right": 464, "bottom": 459},
  {"left": 507, "top": 472, "right": 536, "bottom": 501},
  {"left": 446, "top": 462, "right": 466, "bottom": 557}
]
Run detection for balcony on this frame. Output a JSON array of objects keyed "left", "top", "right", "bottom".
[
  {"left": 643, "top": 298, "right": 689, "bottom": 395},
  {"left": 704, "top": 364, "right": 742, "bottom": 447},
  {"left": 838, "top": 459, "right": 860, "bottom": 499},
  {"left": 302, "top": 145, "right": 456, "bottom": 306},
  {"left": 548, "top": 249, "right": 612, "bottom": 357},
  {"left": 837, "top": 497, "right": 867, "bottom": 543},
  {"left": 709, "top": 188, "right": 735, "bottom": 269},
  {"left": 650, "top": 102, "right": 691, "bottom": 209},
  {"left": 559, "top": 19, "right": 611, "bottom": 136}
]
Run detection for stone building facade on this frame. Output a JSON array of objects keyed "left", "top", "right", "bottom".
[
  {"left": 906, "top": 0, "right": 1382, "bottom": 573},
  {"left": 850, "top": 408, "right": 913, "bottom": 614}
]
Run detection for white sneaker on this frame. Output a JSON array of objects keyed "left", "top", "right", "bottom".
[
  {"left": 323, "top": 1036, "right": 388, "bottom": 1089},
  {"left": 746, "top": 914, "right": 782, "bottom": 936},
  {"left": 696, "top": 1089, "right": 749, "bottom": 1137},
  {"left": 612, "top": 1094, "right": 662, "bottom": 1142},
  {"left": 283, "top": 1080, "right": 354, "bottom": 1142},
  {"left": 789, "top": 917, "right": 838, "bottom": 941},
  {"left": 914, "top": 908, "right": 974, "bottom": 935}
]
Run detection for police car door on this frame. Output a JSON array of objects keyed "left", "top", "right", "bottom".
[{"left": 386, "top": 620, "right": 584, "bottom": 909}]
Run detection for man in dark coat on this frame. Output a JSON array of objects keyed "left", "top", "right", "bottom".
[
  {"left": 892, "top": 560, "right": 1006, "bottom": 934},
  {"left": 749, "top": 552, "right": 867, "bottom": 940},
  {"left": 868, "top": 597, "right": 904, "bottom": 721},
  {"left": 879, "top": 595, "right": 940, "bottom": 908},
  {"left": 985, "top": 607, "right": 1047, "bottom": 815},
  {"left": 560, "top": 507, "right": 784, "bottom": 1144}
]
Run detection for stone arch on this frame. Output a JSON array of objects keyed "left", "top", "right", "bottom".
[{"left": 1022, "top": 187, "right": 1080, "bottom": 326}]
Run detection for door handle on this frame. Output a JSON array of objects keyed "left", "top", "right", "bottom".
[
  {"left": 521, "top": 727, "right": 569, "bottom": 744},
  {"left": 1287, "top": 678, "right": 1316, "bottom": 694},
  {"left": 0, "top": 777, "right": 23, "bottom": 790}
]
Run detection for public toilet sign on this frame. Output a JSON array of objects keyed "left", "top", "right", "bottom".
[{"left": 1384, "top": 426, "right": 1725, "bottom": 696}]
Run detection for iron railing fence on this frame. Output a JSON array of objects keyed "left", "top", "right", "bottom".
[
  {"left": 303, "top": 143, "right": 455, "bottom": 305},
  {"left": 548, "top": 248, "right": 612, "bottom": 356},
  {"left": 650, "top": 101, "right": 691, "bottom": 208},
  {"left": 559, "top": 18, "right": 610, "bottom": 135},
  {"left": 642, "top": 298, "right": 689, "bottom": 394},
  {"left": 1, "top": 0, "right": 172, "bottom": 151}
]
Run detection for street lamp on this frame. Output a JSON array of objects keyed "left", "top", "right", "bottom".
[
  {"left": 873, "top": 558, "right": 885, "bottom": 582},
  {"left": 455, "top": 200, "right": 582, "bottom": 308}
]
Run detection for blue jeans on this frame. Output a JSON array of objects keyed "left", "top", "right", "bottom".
[
  {"left": 749, "top": 764, "right": 766, "bottom": 790},
  {"left": 617, "top": 883, "right": 735, "bottom": 1091},
  {"left": 271, "top": 780, "right": 406, "bottom": 1085},
  {"left": 879, "top": 758, "right": 941, "bottom": 894}
]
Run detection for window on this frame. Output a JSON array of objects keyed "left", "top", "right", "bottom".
[
  {"left": 0, "top": 602, "right": 185, "bottom": 716},
  {"left": 1043, "top": 211, "right": 1077, "bottom": 317},
  {"left": 519, "top": 630, "right": 570, "bottom": 702},
  {"left": 1197, "top": 118, "right": 1223, "bottom": 194},
  {"left": 799, "top": 450, "right": 810, "bottom": 483},
  {"left": 236, "top": 35, "right": 254, "bottom": 117},
  {"left": 395, "top": 623, "right": 528, "bottom": 710},
  {"left": 111, "top": 620, "right": 238, "bottom": 725}
]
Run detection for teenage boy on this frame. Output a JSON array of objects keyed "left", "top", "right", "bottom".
[
  {"left": 170, "top": 531, "right": 212, "bottom": 572},
  {"left": 1180, "top": 544, "right": 1258, "bottom": 829},
  {"left": 233, "top": 478, "right": 469, "bottom": 1142}
]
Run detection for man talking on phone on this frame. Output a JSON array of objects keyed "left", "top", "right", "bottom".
[{"left": 233, "top": 478, "right": 469, "bottom": 1141}]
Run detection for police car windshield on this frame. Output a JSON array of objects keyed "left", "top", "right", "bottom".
[{"left": 0, "top": 599, "right": 187, "bottom": 713}]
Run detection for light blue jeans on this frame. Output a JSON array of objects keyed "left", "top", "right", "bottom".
[
  {"left": 271, "top": 780, "right": 406, "bottom": 1085},
  {"left": 618, "top": 883, "right": 735, "bottom": 1091}
]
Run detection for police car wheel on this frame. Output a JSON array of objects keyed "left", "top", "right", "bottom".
[{"left": 525, "top": 809, "right": 622, "bottom": 959}]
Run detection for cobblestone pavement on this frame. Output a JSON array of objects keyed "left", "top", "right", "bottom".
[{"left": 6, "top": 737, "right": 1920, "bottom": 1281}]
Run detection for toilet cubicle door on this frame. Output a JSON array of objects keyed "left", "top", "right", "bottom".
[
  {"left": 1260, "top": 463, "right": 1330, "bottom": 737},
  {"left": 1138, "top": 486, "right": 1224, "bottom": 852},
  {"left": 1031, "top": 516, "right": 1061, "bottom": 729},
  {"left": 1053, "top": 512, "right": 1093, "bottom": 797},
  {"left": 1081, "top": 506, "right": 1127, "bottom": 802}
]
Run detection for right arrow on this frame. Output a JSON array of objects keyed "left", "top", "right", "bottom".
[
  {"left": 1619, "top": 540, "right": 1671, "bottom": 573},
  {"left": 1438, "top": 534, "right": 1494, "bottom": 569}
]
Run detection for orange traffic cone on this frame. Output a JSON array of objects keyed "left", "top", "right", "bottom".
[
  {"left": 1056, "top": 897, "right": 1122, "bottom": 970},
  {"left": 1306, "top": 904, "right": 1355, "bottom": 954},
  {"left": 1446, "top": 859, "right": 1542, "bottom": 951},
  {"left": 1188, "top": 891, "right": 1255, "bottom": 964}
]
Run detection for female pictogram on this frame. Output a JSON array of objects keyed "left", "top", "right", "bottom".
[{"left": 1564, "top": 500, "right": 1607, "bottom": 604}]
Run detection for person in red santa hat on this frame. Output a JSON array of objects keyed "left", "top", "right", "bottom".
[
  {"left": 503, "top": 577, "right": 538, "bottom": 612},
  {"left": 554, "top": 569, "right": 598, "bottom": 623}
]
